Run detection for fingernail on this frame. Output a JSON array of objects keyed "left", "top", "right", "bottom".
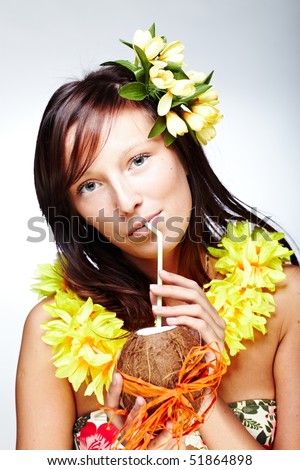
[
  {"left": 112, "top": 373, "right": 117, "bottom": 386},
  {"left": 150, "top": 284, "right": 161, "bottom": 292},
  {"left": 152, "top": 305, "right": 164, "bottom": 313},
  {"left": 160, "top": 269, "right": 169, "bottom": 275}
]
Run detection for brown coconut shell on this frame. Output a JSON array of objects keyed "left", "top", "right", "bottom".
[{"left": 117, "top": 325, "right": 204, "bottom": 413}]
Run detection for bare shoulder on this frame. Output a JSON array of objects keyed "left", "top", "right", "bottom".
[
  {"left": 22, "top": 296, "right": 54, "bottom": 339},
  {"left": 274, "top": 264, "right": 300, "bottom": 334},
  {"left": 272, "top": 264, "right": 300, "bottom": 448},
  {"left": 16, "top": 296, "right": 76, "bottom": 449},
  {"left": 17, "top": 296, "right": 56, "bottom": 374}
]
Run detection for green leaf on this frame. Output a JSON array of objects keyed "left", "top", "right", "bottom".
[
  {"left": 134, "top": 45, "right": 150, "bottom": 83},
  {"left": 118, "top": 82, "right": 147, "bottom": 101},
  {"left": 164, "top": 130, "right": 176, "bottom": 147},
  {"left": 192, "top": 83, "right": 212, "bottom": 97},
  {"left": 119, "top": 39, "right": 134, "bottom": 49},
  {"left": 101, "top": 60, "right": 138, "bottom": 73},
  {"left": 171, "top": 84, "right": 212, "bottom": 107},
  {"left": 148, "top": 116, "right": 166, "bottom": 138},
  {"left": 173, "top": 69, "right": 190, "bottom": 80},
  {"left": 148, "top": 23, "right": 156, "bottom": 37},
  {"left": 165, "top": 62, "right": 183, "bottom": 73},
  {"left": 135, "top": 68, "right": 146, "bottom": 82},
  {"left": 203, "top": 70, "right": 214, "bottom": 85}
]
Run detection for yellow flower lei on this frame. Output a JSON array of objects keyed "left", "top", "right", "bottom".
[
  {"left": 34, "top": 221, "right": 293, "bottom": 403},
  {"left": 205, "top": 221, "right": 293, "bottom": 363},
  {"left": 34, "top": 261, "right": 127, "bottom": 404}
]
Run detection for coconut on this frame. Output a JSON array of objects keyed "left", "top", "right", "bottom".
[{"left": 117, "top": 325, "right": 203, "bottom": 413}]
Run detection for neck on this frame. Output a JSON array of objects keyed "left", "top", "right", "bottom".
[{"left": 123, "top": 245, "right": 182, "bottom": 282}]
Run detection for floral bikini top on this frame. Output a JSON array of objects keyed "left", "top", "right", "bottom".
[
  {"left": 73, "top": 399, "right": 277, "bottom": 450},
  {"left": 32, "top": 221, "right": 291, "bottom": 449}
]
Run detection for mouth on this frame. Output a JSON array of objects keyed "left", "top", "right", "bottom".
[{"left": 128, "top": 212, "right": 161, "bottom": 238}]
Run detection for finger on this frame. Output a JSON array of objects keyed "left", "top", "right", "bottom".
[
  {"left": 104, "top": 373, "right": 126, "bottom": 428},
  {"left": 125, "top": 396, "right": 146, "bottom": 425},
  {"left": 151, "top": 283, "right": 225, "bottom": 329},
  {"left": 149, "top": 290, "right": 157, "bottom": 306},
  {"left": 105, "top": 372, "right": 123, "bottom": 409},
  {"left": 166, "top": 315, "right": 225, "bottom": 350},
  {"left": 158, "top": 270, "right": 203, "bottom": 290},
  {"left": 147, "top": 422, "right": 185, "bottom": 450},
  {"left": 118, "top": 396, "right": 146, "bottom": 447},
  {"left": 152, "top": 303, "right": 225, "bottom": 335},
  {"left": 150, "top": 283, "right": 204, "bottom": 305}
]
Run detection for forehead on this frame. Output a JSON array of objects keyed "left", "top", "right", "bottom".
[{"left": 64, "top": 105, "right": 156, "bottom": 184}]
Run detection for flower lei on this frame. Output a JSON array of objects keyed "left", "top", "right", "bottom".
[
  {"left": 103, "top": 24, "right": 222, "bottom": 146},
  {"left": 34, "top": 221, "right": 293, "bottom": 404}
]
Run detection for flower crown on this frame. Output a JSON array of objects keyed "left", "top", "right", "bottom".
[{"left": 102, "top": 23, "right": 223, "bottom": 146}]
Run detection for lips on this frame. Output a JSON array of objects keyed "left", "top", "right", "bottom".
[{"left": 128, "top": 212, "right": 161, "bottom": 237}]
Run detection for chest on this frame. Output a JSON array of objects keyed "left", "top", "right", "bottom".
[{"left": 219, "top": 316, "right": 280, "bottom": 402}]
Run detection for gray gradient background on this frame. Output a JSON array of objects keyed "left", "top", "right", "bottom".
[{"left": 0, "top": 0, "right": 299, "bottom": 450}]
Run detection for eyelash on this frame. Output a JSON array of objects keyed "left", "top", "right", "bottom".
[
  {"left": 77, "top": 181, "right": 100, "bottom": 195},
  {"left": 129, "top": 153, "right": 150, "bottom": 168},
  {"left": 76, "top": 153, "right": 151, "bottom": 194}
]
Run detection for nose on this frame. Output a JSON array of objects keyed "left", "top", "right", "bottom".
[{"left": 111, "top": 176, "right": 143, "bottom": 215}]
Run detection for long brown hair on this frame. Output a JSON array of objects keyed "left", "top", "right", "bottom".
[{"left": 34, "top": 64, "right": 298, "bottom": 331}]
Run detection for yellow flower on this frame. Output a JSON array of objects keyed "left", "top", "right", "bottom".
[
  {"left": 166, "top": 110, "right": 188, "bottom": 137},
  {"left": 186, "top": 70, "right": 207, "bottom": 83},
  {"left": 31, "top": 259, "right": 66, "bottom": 298},
  {"left": 209, "top": 221, "right": 293, "bottom": 290},
  {"left": 195, "top": 125, "right": 217, "bottom": 145},
  {"left": 205, "top": 220, "right": 293, "bottom": 363},
  {"left": 133, "top": 29, "right": 152, "bottom": 49},
  {"left": 182, "top": 110, "right": 205, "bottom": 131},
  {"left": 116, "top": 25, "right": 222, "bottom": 146},
  {"left": 192, "top": 103, "right": 221, "bottom": 123},
  {"left": 133, "top": 29, "right": 165, "bottom": 60},
  {"left": 149, "top": 66, "right": 175, "bottom": 89},
  {"left": 157, "top": 90, "right": 173, "bottom": 116},
  {"left": 190, "top": 101, "right": 222, "bottom": 146},
  {"left": 169, "top": 79, "right": 195, "bottom": 97},
  {"left": 41, "top": 290, "right": 127, "bottom": 404},
  {"left": 206, "top": 279, "right": 274, "bottom": 359},
  {"left": 159, "top": 40, "right": 185, "bottom": 65},
  {"left": 194, "top": 89, "right": 220, "bottom": 106}
]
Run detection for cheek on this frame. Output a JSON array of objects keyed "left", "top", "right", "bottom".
[{"left": 165, "top": 168, "right": 192, "bottom": 208}]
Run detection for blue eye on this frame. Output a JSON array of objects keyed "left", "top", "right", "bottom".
[
  {"left": 79, "top": 181, "right": 101, "bottom": 194},
  {"left": 131, "top": 154, "right": 149, "bottom": 168}
]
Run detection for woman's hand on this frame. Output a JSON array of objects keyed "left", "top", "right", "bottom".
[
  {"left": 104, "top": 372, "right": 185, "bottom": 449},
  {"left": 150, "top": 270, "right": 226, "bottom": 354}
]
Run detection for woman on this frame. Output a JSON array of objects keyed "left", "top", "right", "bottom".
[{"left": 16, "top": 26, "right": 300, "bottom": 450}]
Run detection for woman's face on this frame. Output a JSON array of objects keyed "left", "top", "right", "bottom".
[{"left": 69, "top": 106, "right": 192, "bottom": 266}]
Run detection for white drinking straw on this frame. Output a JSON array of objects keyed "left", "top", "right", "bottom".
[{"left": 145, "top": 221, "right": 163, "bottom": 328}]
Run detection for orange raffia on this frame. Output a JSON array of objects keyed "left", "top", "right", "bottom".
[{"left": 102, "top": 343, "right": 226, "bottom": 450}]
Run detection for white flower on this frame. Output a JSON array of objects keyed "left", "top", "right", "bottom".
[
  {"left": 182, "top": 111, "right": 205, "bottom": 131},
  {"left": 192, "top": 104, "right": 221, "bottom": 123},
  {"left": 196, "top": 126, "right": 217, "bottom": 145},
  {"left": 186, "top": 70, "right": 207, "bottom": 84},
  {"left": 149, "top": 66, "right": 175, "bottom": 89},
  {"left": 159, "top": 41, "right": 185, "bottom": 65},
  {"left": 166, "top": 111, "right": 188, "bottom": 137},
  {"left": 169, "top": 79, "right": 195, "bottom": 97},
  {"left": 133, "top": 29, "right": 165, "bottom": 60},
  {"left": 157, "top": 91, "right": 173, "bottom": 116},
  {"left": 195, "top": 89, "right": 220, "bottom": 106}
]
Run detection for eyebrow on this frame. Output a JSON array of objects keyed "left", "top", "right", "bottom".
[{"left": 73, "top": 137, "right": 153, "bottom": 183}]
